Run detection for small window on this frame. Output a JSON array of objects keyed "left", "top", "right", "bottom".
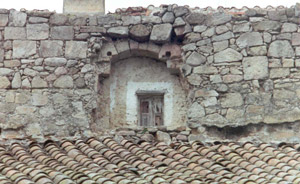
[{"left": 138, "top": 93, "right": 164, "bottom": 127}]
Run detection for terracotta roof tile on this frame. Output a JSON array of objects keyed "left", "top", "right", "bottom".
[{"left": 1, "top": 138, "right": 300, "bottom": 183}]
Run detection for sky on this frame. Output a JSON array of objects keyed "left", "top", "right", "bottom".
[{"left": 0, "top": 0, "right": 299, "bottom": 13}]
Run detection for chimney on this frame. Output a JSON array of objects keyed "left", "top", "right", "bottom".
[{"left": 63, "top": 0, "right": 105, "bottom": 14}]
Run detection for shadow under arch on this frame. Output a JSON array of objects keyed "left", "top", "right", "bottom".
[
  {"left": 93, "top": 39, "right": 188, "bottom": 131},
  {"left": 96, "top": 39, "right": 183, "bottom": 77}
]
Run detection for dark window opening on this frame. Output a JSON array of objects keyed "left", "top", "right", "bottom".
[{"left": 138, "top": 94, "right": 164, "bottom": 127}]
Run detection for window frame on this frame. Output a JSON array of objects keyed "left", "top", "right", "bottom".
[{"left": 136, "top": 91, "right": 165, "bottom": 127}]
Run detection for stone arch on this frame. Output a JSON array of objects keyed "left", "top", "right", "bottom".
[
  {"left": 94, "top": 39, "right": 188, "bottom": 131},
  {"left": 96, "top": 40, "right": 183, "bottom": 76}
]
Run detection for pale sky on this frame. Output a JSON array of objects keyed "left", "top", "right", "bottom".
[{"left": 0, "top": 0, "right": 299, "bottom": 13}]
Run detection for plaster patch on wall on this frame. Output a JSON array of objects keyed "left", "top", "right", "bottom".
[
  {"left": 101, "top": 57, "right": 187, "bottom": 129},
  {"left": 126, "top": 82, "right": 173, "bottom": 126}
]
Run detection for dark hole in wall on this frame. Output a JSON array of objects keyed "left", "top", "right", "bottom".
[
  {"left": 107, "top": 51, "right": 112, "bottom": 56},
  {"left": 223, "top": 126, "right": 250, "bottom": 139},
  {"left": 165, "top": 51, "right": 171, "bottom": 57},
  {"left": 206, "top": 123, "right": 264, "bottom": 140}
]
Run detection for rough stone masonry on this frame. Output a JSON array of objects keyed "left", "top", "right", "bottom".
[{"left": 1, "top": 4, "right": 300, "bottom": 142}]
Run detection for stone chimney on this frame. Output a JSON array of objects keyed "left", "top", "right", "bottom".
[{"left": 63, "top": 0, "right": 105, "bottom": 14}]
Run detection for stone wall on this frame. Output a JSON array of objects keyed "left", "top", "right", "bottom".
[{"left": 1, "top": 4, "right": 300, "bottom": 142}]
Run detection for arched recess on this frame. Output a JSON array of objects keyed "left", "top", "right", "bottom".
[{"left": 93, "top": 39, "right": 188, "bottom": 130}]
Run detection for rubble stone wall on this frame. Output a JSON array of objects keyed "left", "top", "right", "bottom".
[{"left": 1, "top": 5, "right": 300, "bottom": 142}]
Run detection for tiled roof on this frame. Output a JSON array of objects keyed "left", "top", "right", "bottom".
[{"left": 1, "top": 137, "right": 300, "bottom": 183}]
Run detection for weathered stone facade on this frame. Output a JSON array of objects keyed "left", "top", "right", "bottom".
[{"left": 1, "top": 4, "right": 300, "bottom": 142}]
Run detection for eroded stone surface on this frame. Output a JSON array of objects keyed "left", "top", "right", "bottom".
[
  {"left": 221, "top": 93, "right": 243, "bottom": 108},
  {"left": 53, "top": 75, "right": 74, "bottom": 88},
  {"left": 27, "top": 24, "right": 49, "bottom": 40},
  {"left": 268, "top": 40, "right": 295, "bottom": 57},
  {"left": 214, "top": 48, "right": 243, "bottom": 63},
  {"left": 186, "top": 52, "right": 206, "bottom": 66},
  {"left": 65, "top": 41, "right": 87, "bottom": 59},
  {"left": 150, "top": 24, "right": 172, "bottom": 44},
  {"left": 51, "top": 26, "right": 74, "bottom": 40},
  {"left": 13, "top": 41, "right": 36, "bottom": 58},
  {"left": 129, "top": 24, "right": 150, "bottom": 42},
  {"left": 236, "top": 32, "right": 263, "bottom": 48},
  {"left": 107, "top": 27, "right": 128, "bottom": 38},
  {"left": 243, "top": 56, "right": 268, "bottom": 80},
  {"left": 39, "top": 41, "right": 63, "bottom": 57}
]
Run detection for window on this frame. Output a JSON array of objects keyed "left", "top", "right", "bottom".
[{"left": 138, "top": 93, "right": 164, "bottom": 127}]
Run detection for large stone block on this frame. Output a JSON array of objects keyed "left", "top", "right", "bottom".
[
  {"left": 248, "top": 46, "right": 267, "bottom": 56},
  {"left": 221, "top": 93, "right": 243, "bottom": 108},
  {"left": 193, "top": 65, "right": 218, "bottom": 74},
  {"left": 188, "top": 102, "right": 205, "bottom": 119},
  {"left": 0, "top": 68, "right": 13, "bottom": 76},
  {"left": 39, "top": 41, "right": 63, "bottom": 57},
  {"left": 49, "top": 14, "right": 68, "bottom": 25},
  {"left": 122, "top": 16, "right": 141, "bottom": 26},
  {"left": 0, "top": 14, "right": 8, "bottom": 26},
  {"left": 206, "top": 12, "right": 231, "bottom": 26},
  {"left": 142, "top": 16, "right": 162, "bottom": 24},
  {"left": 0, "top": 77, "right": 10, "bottom": 88},
  {"left": 253, "top": 21, "right": 281, "bottom": 31},
  {"left": 292, "top": 33, "right": 300, "bottom": 46},
  {"left": 44, "top": 58, "right": 67, "bottom": 67},
  {"left": 156, "top": 131, "right": 171, "bottom": 145},
  {"left": 13, "top": 41, "right": 37, "bottom": 59},
  {"left": 282, "top": 23, "right": 298, "bottom": 33},
  {"left": 195, "top": 89, "right": 219, "bottom": 98},
  {"left": 4, "top": 27, "right": 26, "bottom": 40},
  {"left": 50, "top": 26, "right": 74, "bottom": 40},
  {"left": 16, "top": 106, "right": 36, "bottom": 115},
  {"left": 4, "top": 60, "right": 21, "bottom": 68},
  {"left": 212, "top": 31, "right": 234, "bottom": 42},
  {"left": 150, "top": 24, "right": 172, "bottom": 44},
  {"left": 32, "top": 76, "right": 48, "bottom": 88},
  {"left": 268, "top": 10, "right": 287, "bottom": 21},
  {"left": 233, "top": 22, "right": 250, "bottom": 33},
  {"left": 26, "top": 24, "right": 49, "bottom": 40},
  {"left": 162, "top": 12, "right": 175, "bottom": 23},
  {"left": 236, "top": 32, "right": 263, "bottom": 48},
  {"left": 9, "top": 10, "right": 27, "bottom": 26},
  {"left": 186, "top": 52, "right": 206, "bottom": 66},
  {"left": 107, "top": 27, "right": 128, "bottom": 38},
  {"left": 53, "top": 75, "right": 74, "bottom": 88},
  {"left": 187, "top": 74, "right": 202, "bottom": 86},
  {"left": 270, "top": 68, "right": 290, "bottom": 79},
  {"left": 24, "top": 68, "right": 37, "bottom": 77},
  {"left": 200, "top": 113, "right": 228, "bottom": 127},
  {"left": 213, "top": 40, "right": 228, "bottom": 52},
  {"left": 243, "top": 56, "right": 268, "bottom": 80},
  {"left": 274, "top": 89, "right": 295, "bottom": 99},
  {"left": 65, "top": 41, "right": 87, "bottom": 59},
  {"left": 264, "top": 108, "right": 300, "bottom": 124},
  {"left": 28, "top": 17, "right": 48, "bottom": 24},
  {"left": 268, "top": 40, "right": 295, "bottom": 57},
  {"left": 129, "top": 24, "right": 150, "bottom": 42},
  {"left": 214, "top": 48, "right": 243, "bottom": 63},
  {"left": 185, "top": 13, "right": 206, "bottom": 25},
  {"left": 12, "top": 73, "right": 21, "bottom": 89},
  {"left": 32, "top": 93, "right": 48, "bottom": 106},
  {"left": 174, "top": 6, "right": 189, "bottom": 17}
]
